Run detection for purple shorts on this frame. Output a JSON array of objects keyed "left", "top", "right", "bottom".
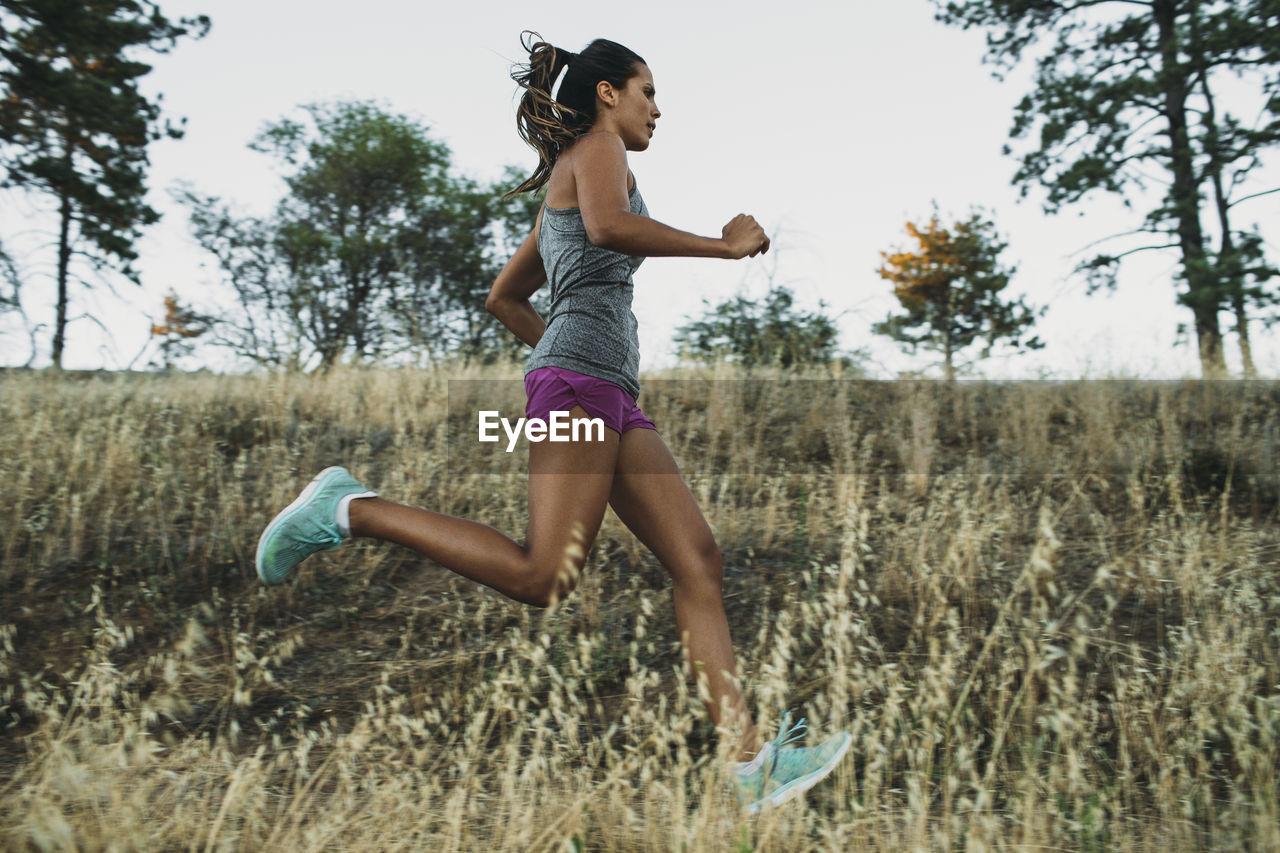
[{"left": 524, "top": 366, "right": 657, "bottom": 436}]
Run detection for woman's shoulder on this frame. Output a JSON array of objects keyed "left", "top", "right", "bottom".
[
  {"left": 551, "top": 132, "right": 635, "bottom": 199},
  {"left": 563, "top": 131, "right": 628, "bottom": 172},
  {"left": 567, "top": 129, "right": 625, "bottom": 151}
]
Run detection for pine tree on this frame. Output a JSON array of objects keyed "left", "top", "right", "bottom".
[
  {"left": 934, "top": 0, "right": 1280, "bottom": 378},
  {"left": 0, "top": 0, "right": 209, "bottom": 367}
]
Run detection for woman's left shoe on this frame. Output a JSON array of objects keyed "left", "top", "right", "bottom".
[{"left": 255, "top": 466, "right": 377, "bottom": 585}]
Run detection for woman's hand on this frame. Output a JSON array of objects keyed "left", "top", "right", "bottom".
[{"left": 721, "top": 214, "right": 770, "bottom": 259}]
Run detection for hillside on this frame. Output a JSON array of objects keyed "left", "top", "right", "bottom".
[{"left": 1, "top": 365, "right": 1277, "bottom": 851}]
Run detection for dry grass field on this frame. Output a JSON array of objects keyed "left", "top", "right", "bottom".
[{"left": 1, "top": 363, "right": 1277, "bottom": 851}]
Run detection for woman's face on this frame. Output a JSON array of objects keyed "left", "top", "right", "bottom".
[{"left": 608, "top": 63, "right": 660, "bottom": 151}]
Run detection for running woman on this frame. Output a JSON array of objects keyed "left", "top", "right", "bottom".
[{"left": 255, "top": 31, "right": 850, "bottom": 813}]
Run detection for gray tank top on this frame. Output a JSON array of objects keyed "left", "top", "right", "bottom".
[{"left": 525, "top": 178, "right": 648, "bottom": 399}]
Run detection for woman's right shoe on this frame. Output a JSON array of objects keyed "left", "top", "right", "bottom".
[{"left": 730, "top": 713, "right": 852, "bottom": 814}]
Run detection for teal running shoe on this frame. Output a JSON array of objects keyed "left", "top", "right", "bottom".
[
  {"left": 255, "top": 466, "right": 377, "bottom": 585},
  {"left": 730, "top": 712, "right": 852, "bottom": 814}
]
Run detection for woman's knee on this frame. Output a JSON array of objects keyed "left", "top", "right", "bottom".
[
  {"left": 675, "top": 537, "right": 724, "bottom": 598},
  {"left": 518, "top": 555, "right": 585, "bottom": 608}
]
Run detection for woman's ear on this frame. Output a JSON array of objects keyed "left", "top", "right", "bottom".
[{"left": 595, "top": 79, "right": 617, "bottom": 109}]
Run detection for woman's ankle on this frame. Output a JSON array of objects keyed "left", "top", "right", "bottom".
[
  {"left": 735, "top": 729, "right": 763, "bottom": 763},
  {"left": 343, "top": 494, "right": 378, "bottom": 538},
  {"left": 734, "top": 741, "right": 770, "bottom": 769}
]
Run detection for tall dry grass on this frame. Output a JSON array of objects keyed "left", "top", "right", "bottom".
[{"left": 1, "top": 363, "right": 1277, "bottom": 851}]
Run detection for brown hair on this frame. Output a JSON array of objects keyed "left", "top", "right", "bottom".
[{"left": 506, "top": 31, "right": 646, "bottom": 198}]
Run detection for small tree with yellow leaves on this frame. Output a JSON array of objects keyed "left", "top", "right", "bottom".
[
  {"left": 149, "top": 291, "right": 208, "bottom": 369},
  {"left": 874, "top": 208, "right": 1043, "bottom": 381}
]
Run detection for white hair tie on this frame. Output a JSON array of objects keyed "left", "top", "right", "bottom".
[{"left": 550, "top": 60, "right": 570, "bottom": 102}]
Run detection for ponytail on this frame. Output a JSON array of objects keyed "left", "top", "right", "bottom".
[{"left": 506, "top": 31, "right": 646, "bottom": 199}]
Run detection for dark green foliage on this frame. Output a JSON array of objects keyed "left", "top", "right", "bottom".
[
  {"left": 0, "top": 0, "right": 209, "bottom": 367},
  {"left": 673, "top": 284, "right": 857, "bottom": 369},
  {"left": 180, "top": 102, "right": 541, "bottom": 370},
  {"left": 933, "top": 0, "right": 1280, "bottom": 378}
]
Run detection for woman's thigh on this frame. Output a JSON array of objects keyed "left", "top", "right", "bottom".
[
  {"left": 525, "top": 404, "right": 620, "bottom": 585},
  {"left": 607, "top": 427, "right": 720, "bottom": 585}
]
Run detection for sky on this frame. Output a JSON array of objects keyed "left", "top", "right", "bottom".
[{"left": 1, "top": 0, "right": 1276, "bottom": 378}]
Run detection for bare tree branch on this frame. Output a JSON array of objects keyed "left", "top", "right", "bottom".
[{"left": 1229, "top": 186, "right": 1280, "bottom": 208}]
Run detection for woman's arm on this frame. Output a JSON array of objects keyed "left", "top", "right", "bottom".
[
  {"left": 574, "top": 133, "right": 770, "bottom": 259},
  {"left": 484, "top": 207, "right": 548, "bottom": 348}
]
